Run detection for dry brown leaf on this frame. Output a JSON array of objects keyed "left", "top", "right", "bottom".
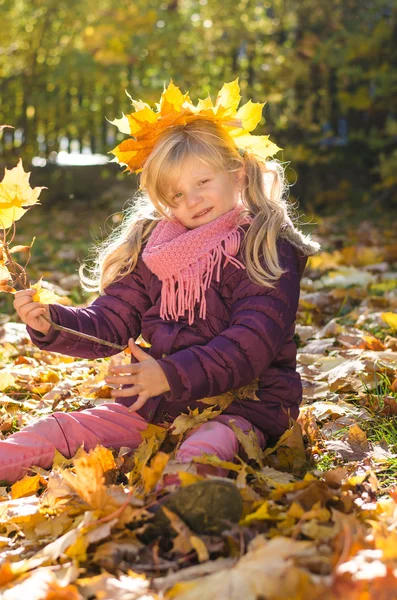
[{"left": 228, "top": 420, "right": 264, "bottom": 467}]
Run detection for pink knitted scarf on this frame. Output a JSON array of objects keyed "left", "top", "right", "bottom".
[{"left": 142, "top": 204, "right": 252, "bottom": 325}]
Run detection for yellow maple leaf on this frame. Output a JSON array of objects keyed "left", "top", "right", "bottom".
[
  {"left": 11, "top": 474, "right": 42, "bottom": 499},
  {"left": 381, "top": 312, "right": 397, "bottom": 330},
  {"left": 215, "top": 79, "right": 241, "bottom": 116},
  {"left": 90, "top": 444, "right": 117, "bottom": 473},
  {"left": 60, "top": 446, "right": 118, "bottom": 513},
  {"left": 240, "top": 500, "right": 285, "bottom": 526},
  {"left": 141, "top": 451, "right": 169, "bottom": 493},
  {"left": 0, "top": 158, "right": 46, "bottom": 229},
  {"left": 31, "top": 278, "right": 68, "bottom": 304},
  {"left": 234, "top": 99, "right": 264, "bottom": 132},
  {"left": 171, "top": 406, "right": 222, "bottom": 437},
  {"left": 159, "top": 79, "right": 191, "bottom": 116},
  {"left": 177, "top": 471, "right": 204, "bottom": 486},
  {"left": 0, "top": 370, "right": 16, "bottom": 391},
  {"left": 129, "top": 424, "right": 167, "bottom": 485},
  {"left": 108, "top": 78, "right": 282, "bottom": 174}
]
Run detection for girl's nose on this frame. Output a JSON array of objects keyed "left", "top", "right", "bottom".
[{"left": 186, "top": 191, "right": 203, "bottom": 208}]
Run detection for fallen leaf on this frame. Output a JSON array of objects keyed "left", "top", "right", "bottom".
[
  {"left": 141, "top": 451, "right": 169, "bottom": 493},
  {"left": 228, "top": 420, "right": 264, "bottom": 467},
  {"left": 171, "top": 406, "right": 222, "bottom": 437},
  {"left": 381, "top": 311, "right": 397, "bottom": 330},
  {"left": 11, "top": 474, "right": 42, "bottom": 500},
  {"left": 166, "top": 535, "right": 321, "bottom": 600}
]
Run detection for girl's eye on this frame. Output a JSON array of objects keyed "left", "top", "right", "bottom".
[{"left": 199, "top": 179, "right": 209, "bottom": 186}]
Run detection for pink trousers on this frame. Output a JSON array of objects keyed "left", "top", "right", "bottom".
[{"left": 0, "top": 402, "right": 265, "bottom": 483}]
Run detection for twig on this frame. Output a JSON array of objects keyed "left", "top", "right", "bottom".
[
  {"left": 3, "top": 239, "right": 27, "bottom": 289},
  {"left": 3, "top": 223, "right": 126, "bottom": 352},
  {"left": 41, "top": 313, "right": 126, "bottom": 352}
]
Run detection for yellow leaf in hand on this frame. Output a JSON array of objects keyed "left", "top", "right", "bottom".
[
  {"left": 0, "top": 158, "right": 46, "bottom": 228},
  {"left": 31, "top": 279, "right": 68, "bottom": 304}
]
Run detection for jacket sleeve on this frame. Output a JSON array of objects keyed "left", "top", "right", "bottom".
[
  {"left": 158, "top": 239, "right": 302, "bottom": 403},
  {"left": 26, "top": 258, "right": 151, "bottom": 359}
]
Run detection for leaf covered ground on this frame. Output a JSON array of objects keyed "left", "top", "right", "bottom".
[{"left": 0, "top": 207, "right": 397, "bottom": 599}]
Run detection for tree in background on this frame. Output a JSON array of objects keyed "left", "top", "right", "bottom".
[{"left": 0, "top": 0, "right": 395, "bottom": 209}]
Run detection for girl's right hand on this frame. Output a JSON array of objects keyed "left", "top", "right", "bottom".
[{"left": 13, "top": 289, "right": 51, "bottom": 335}]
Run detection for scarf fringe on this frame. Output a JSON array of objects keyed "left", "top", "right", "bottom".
[{"left": 160, "top": 228, "right": 245, "bottom": 325}]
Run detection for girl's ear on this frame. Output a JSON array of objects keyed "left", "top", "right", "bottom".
[{"left": 235, "top": 166, "right": 246, "bottom": 192}]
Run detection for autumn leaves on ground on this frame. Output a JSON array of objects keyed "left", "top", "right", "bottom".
[{"left": 1, "top": 166, "right": 397, "bottom": 598}]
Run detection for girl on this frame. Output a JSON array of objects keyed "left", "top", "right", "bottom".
[{"left": 8, "top": 89, "right": 320, "bottom": 486}]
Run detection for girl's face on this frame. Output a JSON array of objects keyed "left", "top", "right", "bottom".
[{"left": 166, "top": 156, "right": 245, "bottom": 229}]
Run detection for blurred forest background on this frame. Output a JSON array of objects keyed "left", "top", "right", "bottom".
[{"left": 0, "top": 0, "right": 396, "bottom": 215}]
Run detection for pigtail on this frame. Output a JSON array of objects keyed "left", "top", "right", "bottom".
[
  {"left": 79, "top": 192, "right": 160, "bottom": 294},
  {"left": 239, "top": 153, "right": 299, "bottom": 289}
]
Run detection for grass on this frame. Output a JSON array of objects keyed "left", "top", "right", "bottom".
[
  {"left": 313, "top": 451, "right": 341, "bottom": 472},
  {"left": 361, "top": 415, "right": 397, "bottom": 451}
]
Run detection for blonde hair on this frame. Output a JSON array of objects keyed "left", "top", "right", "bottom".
[{"left": 80, "top": 119, "right": 297, "bottom": 294}]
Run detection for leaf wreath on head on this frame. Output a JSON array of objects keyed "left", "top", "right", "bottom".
[{"left": 107, "top": 78, "right": 282, "bottom": 174}]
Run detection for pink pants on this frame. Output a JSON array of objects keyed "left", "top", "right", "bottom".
[{"left": 0, "top": 403, "right": 265, "bottom": 483}]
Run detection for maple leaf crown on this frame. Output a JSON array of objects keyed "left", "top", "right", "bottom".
[{"left": 107, "top": 78, "right": 282, "bottom": 174}]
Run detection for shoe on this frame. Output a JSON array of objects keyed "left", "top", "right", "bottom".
[{"left": 142, "top": 479, "right": 243, "bottom": 538}]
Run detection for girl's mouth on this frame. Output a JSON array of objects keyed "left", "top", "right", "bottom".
[{"left": 193, "top": 208, "right": 213, "bottom": 219}]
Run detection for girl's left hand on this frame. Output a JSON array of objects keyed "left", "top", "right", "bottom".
[{"left": 105, "top": 338, "right": 171, "bottom": 412}]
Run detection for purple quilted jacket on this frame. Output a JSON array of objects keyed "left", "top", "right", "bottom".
[{"left": 27, "top": 223, "right": 319, "bottom": 443}]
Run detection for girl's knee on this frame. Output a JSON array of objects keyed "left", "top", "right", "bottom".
[{"left": 176, "top": 421, "right": 239, "bottom": 462}]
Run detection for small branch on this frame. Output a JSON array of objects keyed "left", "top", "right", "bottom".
[
  {"left": 41, "top": 313, "right": 126, "bottom": 352},
  {"left": 3, "top": 244, "right": 27, "bottom": 290},
  {"left": 2, "top": 223, "right": 126, "bottom": 352}
]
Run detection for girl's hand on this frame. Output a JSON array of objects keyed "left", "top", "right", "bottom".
[
  {"left": 105, "top": 338, "right": 171, "bottom": 412},
  {"left": 13, "top": 289, "right": 51, "bottom": 335}
]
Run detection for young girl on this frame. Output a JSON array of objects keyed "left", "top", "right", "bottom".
[{"left": 7, "top": 86, "right": 320, "bottom": 486}]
